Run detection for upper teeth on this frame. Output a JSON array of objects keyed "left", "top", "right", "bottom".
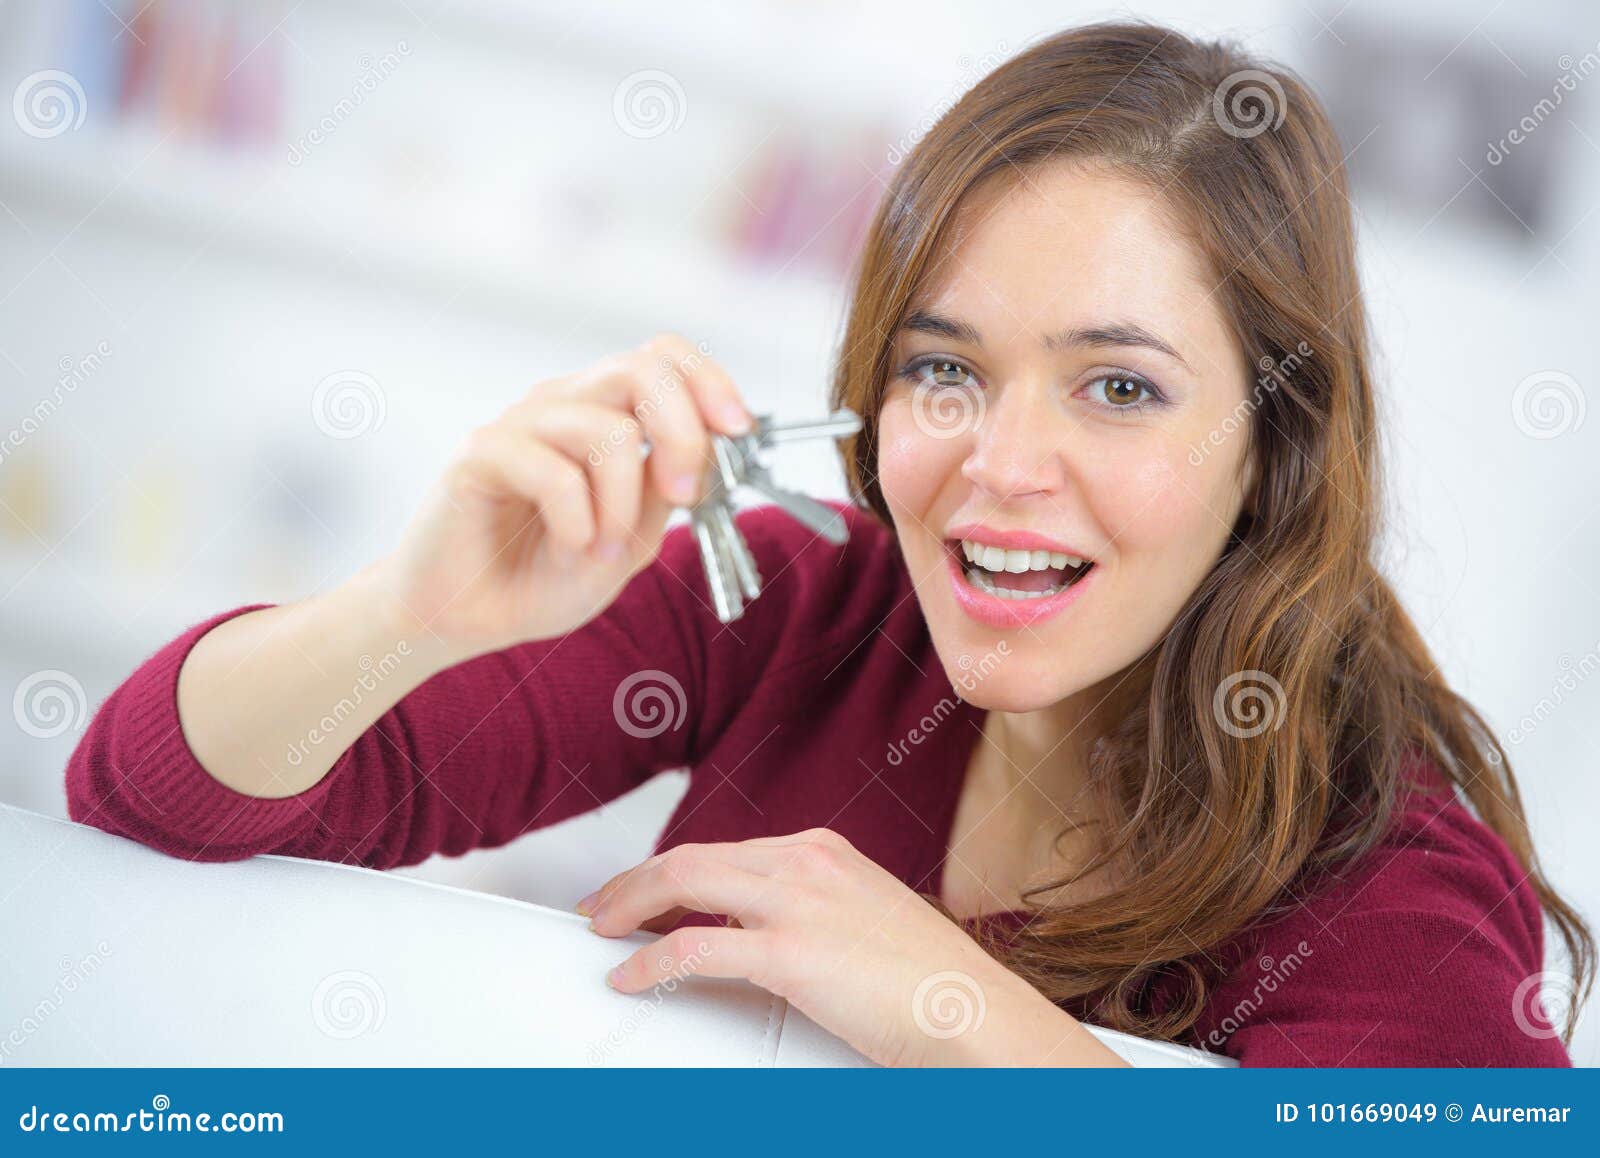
[{"left": 959, "top": 540, "right": 1086, "bottom": 573}]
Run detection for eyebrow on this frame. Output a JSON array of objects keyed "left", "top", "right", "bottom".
[{"left": 899, "top": 309, "right": 1193, "bottom": 374}]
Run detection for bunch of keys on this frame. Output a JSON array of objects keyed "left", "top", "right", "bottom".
[{"left": 687, "top": 407, "right": 863, "bottom": 623}]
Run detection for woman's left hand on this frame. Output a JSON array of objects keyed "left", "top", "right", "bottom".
[{"left": 576, "top": 826, "right": 1110, "bottom": 1066}]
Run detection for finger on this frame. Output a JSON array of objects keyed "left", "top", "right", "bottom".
[
  {"left": 646, "top": 331, "right": 754, "bottom": 438},
  {"left": 568, "top": 346, "right": 711, "bottom": 506},
  {"left": 582, "top": 839, "right": 811, "bottom": 917},
  {"left": 587, "top": 855, "right": 773, "bottom": 937},
  {"left": 738, "top": 827, "right": 858, "bottom": 853},
  {"left": 453, "top": 427, "right": 595, "bottom": 553},
  {"left": 502, "top": 400, "right": 643, "bottom": 557},
  {"left": 605, "top": 927, "right": 765, "bottom": 994}
]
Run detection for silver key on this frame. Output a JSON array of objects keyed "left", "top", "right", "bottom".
[
  {"left": 676, "top": 408, "right": 862, "bottom": 622},
  {"left": 735, "top": 454, "right": 850, "bottom": 545},
  {"left": 708, "top": 496, "right": 761, "bottom": 600},
  {"left": 752, "top": 408, "right": 863, "bottom": 446},
  {"left": 690, "top": 502, "right": 742, "bottom": 622},
  {"left": 688, "top": 444, "right": 747, "bottom": 621}
]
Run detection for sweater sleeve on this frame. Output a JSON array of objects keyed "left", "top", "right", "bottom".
[
  {"left": 1192, "top": 774, "right": 1573, "bottom": 1067},
  {"left": 65, "top": 499, "right": 884, "bottom": 870}
]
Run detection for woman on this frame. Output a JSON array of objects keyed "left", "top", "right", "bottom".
[{"left": 67, "top": 20, "right": 1590, "bottom": 1066}]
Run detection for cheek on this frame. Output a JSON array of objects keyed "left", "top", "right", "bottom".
[
  {"left": 1093, "top": 439, "right": 1241, "bottom": 553},
  {"left": 877, "top": 402, "right": 959, "bottom": 513}
]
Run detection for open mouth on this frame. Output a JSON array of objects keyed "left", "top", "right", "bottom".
[{"left": 948, "top": 538, "right": 1095, "bottom": 601}]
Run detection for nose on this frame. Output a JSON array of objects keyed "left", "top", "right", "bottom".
[{"left": 959, "top": 381, "right": 1069, "bottom": 501}]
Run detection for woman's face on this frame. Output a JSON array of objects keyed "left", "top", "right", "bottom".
[{"left": 878, "top": 160, "right": 1257, "bottom": 713}]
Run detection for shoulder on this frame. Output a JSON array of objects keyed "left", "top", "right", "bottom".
[
  {"left": 644, "top": 497, "right": 923, "bottom": 673},
  {"left": 1193, "top": 754, "right": 1571, "bottom": 1066}
]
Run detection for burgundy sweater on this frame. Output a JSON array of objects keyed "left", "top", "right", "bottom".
[{"left": 65, "top": 500, "right": 1571, "bottom": 1067}]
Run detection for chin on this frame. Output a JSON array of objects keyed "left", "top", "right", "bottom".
[{"left": 930, "top": 638, "right": 1085, "bottom": 713}]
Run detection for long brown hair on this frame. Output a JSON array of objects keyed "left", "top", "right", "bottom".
[{"left": 829, "top": 19, "right": 1592, "bottom": 1044}]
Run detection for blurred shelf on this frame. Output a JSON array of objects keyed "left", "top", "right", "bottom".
[
  {"left": 0, "top": 131, "right": 849, "bottom": 351},
  {"left": 0, "top": 549, "right": 267, "bottom": 664}
]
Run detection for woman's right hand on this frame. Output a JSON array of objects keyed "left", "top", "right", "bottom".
[{"left": 374, "top": 332, "right": 755, "bottom": 662}]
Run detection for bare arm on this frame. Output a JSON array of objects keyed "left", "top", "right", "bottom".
[
  {"left": 173, "top": 567, "right": 457, "bottom": 799},
  {"left": 158, "top": 332, "right": 756, "bottom": 802}
]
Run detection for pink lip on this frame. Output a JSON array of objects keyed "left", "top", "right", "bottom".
[
  {"left": 944, "top": 546, "right": 1095, "bottom": 628},
  {"left": 944, "top": 523, "right": 1093, "bottom": 560}
]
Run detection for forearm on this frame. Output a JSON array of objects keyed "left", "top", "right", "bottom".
[
  {"left": 175, "top": 565, "right": 462, "bottom": 799},
  {"left": 938, "top": 971, "right": 1132, "bottom": 1067}
]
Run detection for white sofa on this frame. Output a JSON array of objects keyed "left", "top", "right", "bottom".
[{"left": 0, "top": 804, "right": 1231, "bottom": 1067}]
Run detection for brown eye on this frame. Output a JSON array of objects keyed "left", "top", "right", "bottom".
[
  {"left": 1089, "top": 375, "right": 1153, "bottom": 408},
  {"left": 900, "top": 357, "right": 980, "bottom": 391}
]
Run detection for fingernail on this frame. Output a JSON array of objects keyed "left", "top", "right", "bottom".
[
  {"left": 595, "top": 538, "right": 625, "bottom": 561},
  {"left": 605, "top": 965, "right": 624, "bottom": 988},
  {"left": 575, "top": 890, "right": 601, "bottom": 916},
  {"left": 673, "top": 474, "right": 700, "bottom": 503},
  {"left": 722, "top": 405, "right": 753, "bottom": 434}
]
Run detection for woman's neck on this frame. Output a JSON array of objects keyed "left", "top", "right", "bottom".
[{"left": 963, "top": 674, "right": 1140, "bottom": 908}]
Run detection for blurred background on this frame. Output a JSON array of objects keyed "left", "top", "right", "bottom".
[{"left": 0, "top": 0, "right": 1595, "bottom": 1062}]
